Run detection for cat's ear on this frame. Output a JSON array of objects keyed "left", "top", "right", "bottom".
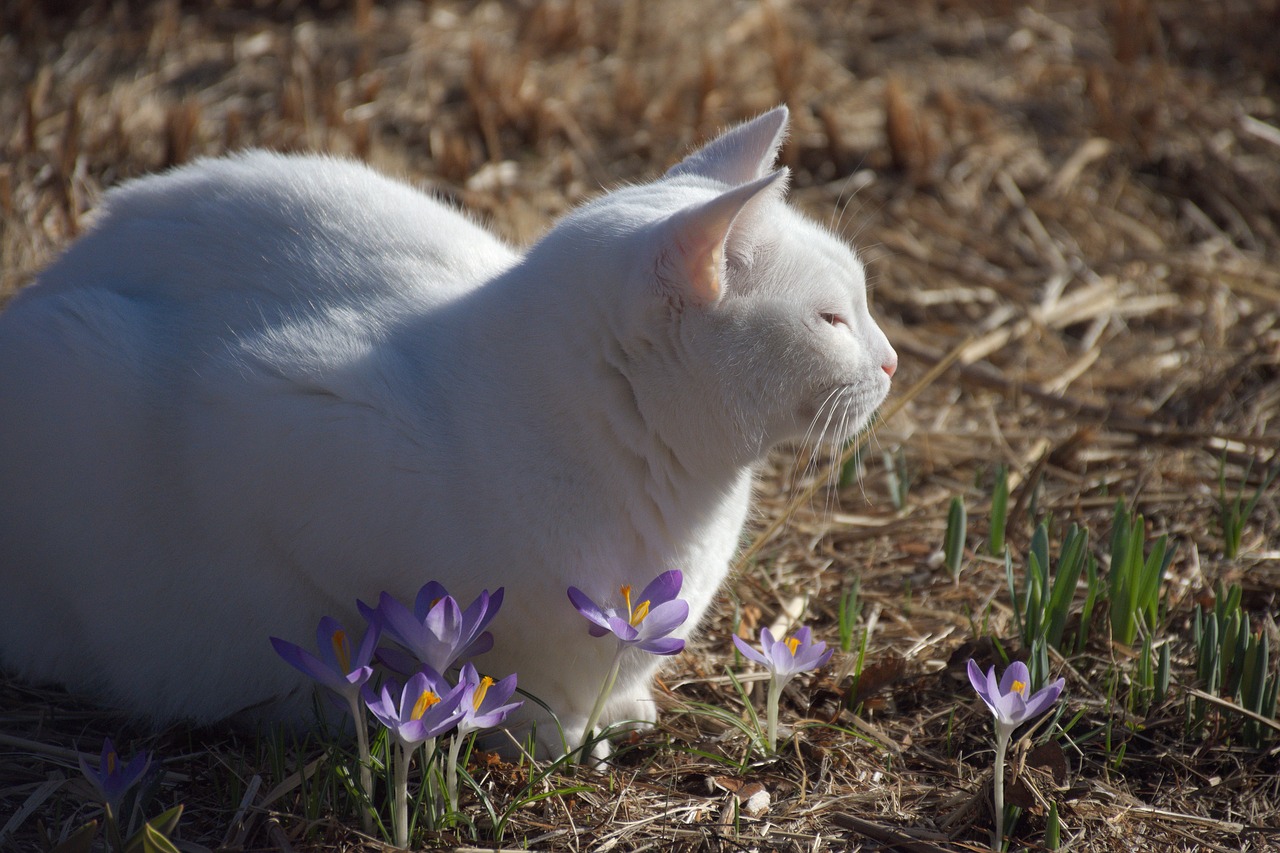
[
  {"left": 657, "top": 168, "right": 788, "bottom": 307},
  {"left": 667, "top": 106, "right": 789, "bottom": 185}
]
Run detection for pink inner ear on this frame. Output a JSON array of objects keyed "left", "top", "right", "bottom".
[
  {"left": 674, "top": 216, "right": 730, "bottom": 306},
  {"left": 662, "top": 169, "right": 789, "bottom": 308}
]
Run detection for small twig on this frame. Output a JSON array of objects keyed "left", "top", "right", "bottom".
[
  {"left": 1184, "top": 688, "right": 1280, "bottom": 735},
  {"left": 830, "top": 813, "right": 955, "bottom": 852},
  {"left": 0, "top": 732, "right": 93, "bottom": 764}
]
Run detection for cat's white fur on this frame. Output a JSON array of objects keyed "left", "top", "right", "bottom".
[{"left": 0, "top": 108, "right": 895, "bottom": 753}]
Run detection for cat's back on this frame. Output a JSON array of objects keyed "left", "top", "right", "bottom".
[{"left": 16, "top": 151, "right": 516, "bottom": 314}]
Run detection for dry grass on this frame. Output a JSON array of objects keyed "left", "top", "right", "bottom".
[{"left": 2, "top": 0, "right": 1278, "bottom": 850}]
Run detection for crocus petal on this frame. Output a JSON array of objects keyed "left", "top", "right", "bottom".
[
  {"left": 1022, "top": 678, "right": 1066, "bottom": 720},
  {"left": 480, "top": 673, "right": 520, "bottom": 709},
  {"left": 119, "top": 752, "right": 150, "bottom": 789},
  {"left": 769, "top": 636, "right": 801, "bottom": 676},
  {"left": 314, "top": 616, "right": 345, "bottom": 670},
  {"left": 994, "top": 690, "right": 1028, "bottom": 725},
  {"left": 462, "top": 587, "right": 504, "bottom": 638},
  {"left": 377, "top": 592, "right": 429, "bottom": 653},
  {"left": 638, "top": 636, "right": 685, "bottom": 656},
  {"left": 422, "top": 596, "right": 463, "bottom": 666},
  {"left": 637, "top": 570, "right": 683, "bottom": 608},
  {"left": 567, "top": 587, "right": 611, "bottom": 629},
  {"left": 985, "top": 665, "right": 1001, "bottom": 708},
  {"left": 638, "top": 598, "right": 689, "bottom": 639},
  {"left": 797, "top": 641, "right": 833, "bottom": 672},
  {"left": 356, "top": 597, "right": 381, "bottom": 628},
  {"left": 455, "top": 630, "right": 495, "bottom": 663},
  {"left": 270, "top": 637, "right": 345, "bottom": 694},
  {"left": 966, "top": 660, "right": 992, "bottom": 705},
  {"left": 413, "top": 581, "right": 450, "bottom": 620},
  {"left": 354, "top": 618, "right": 382, "bottom": 668},
  {"left": 733, "top": 635, "right": 770, "bottom": 666},
  {"left": 999, "top": 660, "right": 1032, "bottom": 698},
  {"left": 607, "top": 615, "right": 640, "bottom": 642}
]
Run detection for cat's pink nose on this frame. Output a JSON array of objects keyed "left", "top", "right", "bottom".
[{"left": 882, "top": 350, "right": 898, "bottom": 378}]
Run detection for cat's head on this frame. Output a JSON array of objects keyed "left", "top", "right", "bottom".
[{"left": 541, "top": 107, "right": 896, "bottom": 472}]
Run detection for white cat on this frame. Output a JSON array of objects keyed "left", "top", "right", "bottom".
[{"left": 0, "top": 107, "right": 895, "bottom": 754}]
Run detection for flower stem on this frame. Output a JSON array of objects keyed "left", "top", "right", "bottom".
[
  {"left": 393, "top": 740, "right": 410, "bottom": 849},
  {"left": 445, "top": 733, "right": 465, "bottom": 812},
  {"left": 578, "top": 645, "right": 625, "bottom": 760},
  {"left": 765, "top": 675, "right": 782, "bottom": 753},
  {"left": 346, "top": 694, "right": 375, "bottom": 834},
  {"left": 422, "top": 737, "right": 439, "bottom": 822},
  {"left": 992, "top": 730, "right": 1009, "bottom": 851}
]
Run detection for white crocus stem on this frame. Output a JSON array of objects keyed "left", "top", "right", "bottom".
[
  {"left": 422, "top": 737, "right": 440, "bottom": 818},
  {"left": 445, "top": 733, "right": 467, "bottom": 811},
  {"left": 346, "top": 693, "right": 375, "bottom": 834},
  {"left": 765, "top": 675, "right": 784, "bottom": 753},
  {"left": 991, "top": 727, "right": 1012, "bottom": 851},
  {"left": 393, "top": 740, "right": 411, "bottom": 849},
  {"left": 578, "top": 644, "right": 626, "bottom": 760}
]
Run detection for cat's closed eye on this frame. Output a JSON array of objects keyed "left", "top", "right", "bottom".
[{"left": 818, "top": 311, "right": 849, "bottom": 329}]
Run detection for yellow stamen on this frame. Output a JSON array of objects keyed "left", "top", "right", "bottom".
[
  {"left": 411, "top": 690, "right": 440, "bottom": 721},
  {"left": 785, "top": 636, "right": 801, "bottom": 656},
  {"left": 619, "top": 583, "right": 652, "bottom": 625},
  {"left": 106, "top": 752, "right": 117, "bottom": 775},
  {"left": 630, "top": 599, "right": 651, "bottom": 626},
  {"left": 331, "top": 628, "right": 351, "bottom": 673},
  {"left": 473, "top": 676, "right": 495, "bottom": 711},
  {"left": 1012, "top": 680, "right": 1027, "bottom": 697}
]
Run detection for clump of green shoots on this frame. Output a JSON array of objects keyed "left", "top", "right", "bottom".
[
  {"left": 1192, "top": 581, "right": 1279, "bottom": 746},
  {"left": 1217, "top": 454, "right": 1278, "bottom": 559},
  {"left": 837, "top": 579, "right": 861, "bottom": 654},
  {"left": 1107, "top": 500, "right": 1174, "bottom": 647},
  {"left": 1008, "top": 519, "right": 1097, "bottom": 664}
]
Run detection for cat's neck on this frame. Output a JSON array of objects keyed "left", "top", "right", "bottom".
[{"left": 395, "top": 249, "right": 754, "bottom": 547}]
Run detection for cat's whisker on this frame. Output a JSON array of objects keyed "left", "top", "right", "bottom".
[{"left": 791, "top": 385, "right": 844, "bottom": 489}]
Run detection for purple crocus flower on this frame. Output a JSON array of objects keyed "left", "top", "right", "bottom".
[
  {"left": 733, "top": 624, "right": 834, "bottom": 752},
  {"left": 360, "top": 582, "right": 503, "bottom": 675},
  {"left": 567, "top": 570, "right": 688, "bottom": 655},
  {"left": 967, "top": 658, "right": 1065, "bottom": 848},
  {"left": 733, "top": 626, "right": 833, "bottom": 685},
  {"left": 567, "top": 570, "right": 689, "bottom": 757},
  {"left": 362, "top": 668, "right": 467, "bottom": 747},
  {"left": 967, "top": 659, "right": 1065, "bottom": 738},
  {"left": 78, "top": 737, "right": 150, "bottom": 814},
  {"left": 456, "top": 662, "right": 522, "bottom": 736},
  {"left": 365, "top": 668, "right": 467, "bottom": 847},
  {"left": 270, "top": 615, "right": 381, "bottom": 703},
  {"left": 272, "top": 615, "right": 382, "bottom": 832},
  {"left": 445, "top": 663, "right": 523, "bottom": 809}
]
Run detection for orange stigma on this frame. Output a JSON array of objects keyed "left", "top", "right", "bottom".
[
  {"left": 411, "top": 690, "right": 440, "bottom": 720},
  {"left": 331, "top": 628, "right": 351, "bottom": 672}
]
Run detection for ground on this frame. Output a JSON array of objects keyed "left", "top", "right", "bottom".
[{"left": 1, "top": 1, "right": 1278, "bottom": 851}]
